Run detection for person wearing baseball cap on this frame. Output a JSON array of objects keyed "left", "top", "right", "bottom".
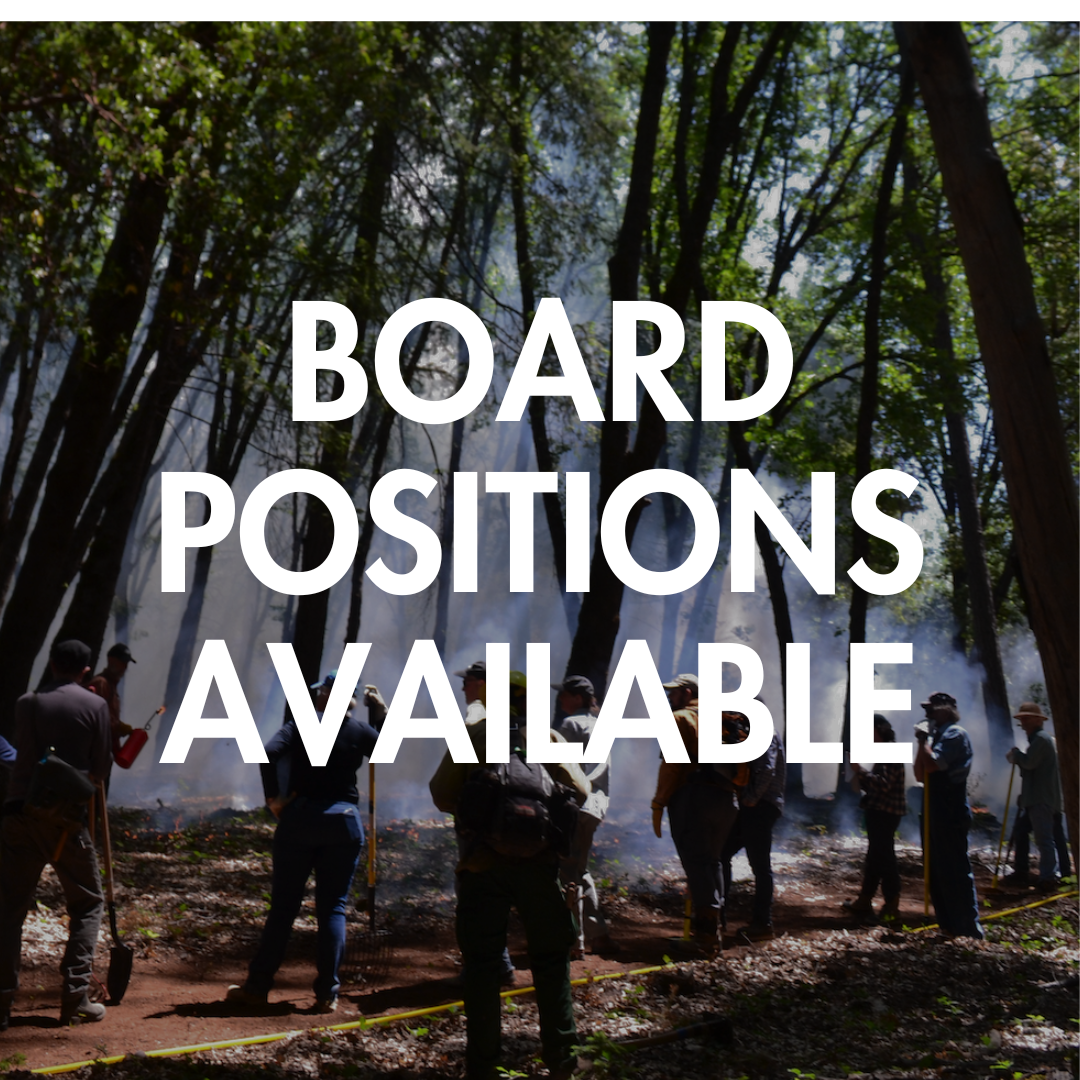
[
  {"left": 1006, "top": 702, "right": 1063, "bottom": 891},
  {"left": 1, "top": 639, "right": 111, "bottom": 1028},
  {"left": 453, "top": 661, "right": 487, "bottom": 726},
  {"left": 914, "top": 690, "right": 983, "bottom": 938}
]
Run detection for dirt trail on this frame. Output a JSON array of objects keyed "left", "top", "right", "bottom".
[{"left": 1, "top": 810, "right": 1071, "bottom": 1072}]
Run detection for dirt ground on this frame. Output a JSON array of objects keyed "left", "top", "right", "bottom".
[{"left": 1, "top": 805, "right": 1076, "bottom": 1078}]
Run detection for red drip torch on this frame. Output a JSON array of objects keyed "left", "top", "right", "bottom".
[{"left": 114, "top": 706, "right": 166, "bottom": 769}]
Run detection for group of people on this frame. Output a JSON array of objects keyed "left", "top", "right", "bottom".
[
  {"left": 0, "top": 639, "right": 1069, "bottom": 1080},
  {"left": 845, "top": 691, "right": 1069, "bottom": 941}
]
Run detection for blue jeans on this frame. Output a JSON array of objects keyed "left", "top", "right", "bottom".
[
  {"left": 1025, "top": 804, "right": 1059, "bottom": 882},
  {"left": 722, "top": 801, "right": 781, "bottom": 927},
  {"left": 1013, "top": 807, "right": 1071, "bottom": 878},
  {"left": 925, "top": 780, "right": 983, "bottom": 939},
  {"left": 246, "top": 799, "right": 363, "bottom": 1001}
]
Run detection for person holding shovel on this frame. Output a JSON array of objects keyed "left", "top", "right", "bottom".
[
  {"left": 913, "top": 690, "right": 983, "bottom": 939},
  {"left": 0, "top": 639, "right": 111, "bottom": 1029},
  {"left": 226, "top": 670, "right": 379, "bottom": 1014}
]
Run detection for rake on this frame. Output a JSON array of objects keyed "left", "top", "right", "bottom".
[{"left": 340, "top": 760, "right": 393, "bottom": 985}]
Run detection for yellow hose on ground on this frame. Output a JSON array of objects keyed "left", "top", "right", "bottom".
[
  {"left": 908, "top": 887, "right": 1078, "bottom": 932},
  {"left": 31, "top": 964, "right": 671, "bottom": 1074},
  {"left": 34, "top": 890, "right": 1077, "bottom": 1075}
]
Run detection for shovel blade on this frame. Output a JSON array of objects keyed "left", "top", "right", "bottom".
[{"left": 107, "top": 944, "right": 134, "bottom": 1004}]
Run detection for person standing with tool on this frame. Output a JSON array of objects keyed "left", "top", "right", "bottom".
[
  {"left": 846, "top": 714, "right": 907, "bottom": 923},
  {"left": 553, "top": 675, "right": 616, "bottom": 958},
  {"left": 914, "top": 690, "right": 984, "bottom": 939},
  {"left": 651, "top": 674, "right": 741, "bottom": 944},
  {"left": 1005, "top": 702, "right": 1063, "bottom": 892},
  {"left": 430, "top": 670, "right": 589, "bottom": 1080},
  {"left": 0, "top": 639, "right": 111, "bottom": 1029},
  {"left": 225, "top": 670, "right": 379, "bottom": 1014}
]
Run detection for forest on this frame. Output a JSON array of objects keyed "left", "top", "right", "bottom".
[{"left": 0, "top": 19, "right": 1076, "bottom": 1078}]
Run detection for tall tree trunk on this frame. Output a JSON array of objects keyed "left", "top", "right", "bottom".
[
  {"left": 900, "top": 22, "right": 1080, "bottom": 865},
  {"left": 569, "top": 23, "right": 789, "bottom": 695},
  {"left": 291, "top": 110, "right": 398, "bottom": 689},
  {"left": 507, "top": 30, "right": 578, "bottom": 640},
  {"left": 566, "top": 21, "right": 675, "bottom": 695},
  {"left": 901, "top": 157, "right": 1012, "bottom": 755},
  {"left": 0, "top": 163, "right": 173, "bottom": 738},
  {"left": 840, "top": 58, "right": 913, "bottom": 794}
]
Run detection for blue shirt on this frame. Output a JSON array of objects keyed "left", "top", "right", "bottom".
[
  {"left": 929, "top": 722, "right": 973, "bottom": 785},
  {"left": 259, "top": 716, "right": 379, "bottom": 805}
]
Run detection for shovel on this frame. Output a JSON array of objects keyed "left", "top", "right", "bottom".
[{"left": 97, "top": 782, "right": 134, "bottom": 1003}]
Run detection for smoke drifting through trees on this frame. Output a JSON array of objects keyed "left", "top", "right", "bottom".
[{"left": 0, "top": 23, "right": 1072, "bottom": 847}]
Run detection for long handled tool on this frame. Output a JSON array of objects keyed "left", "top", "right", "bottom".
[
  {"left": 97, "top": 782, "right": 133, "bottom": 1003},
  {"left": 992, "top": 763, "right": 1017, "bottom": 888},
  {"left": 923, "top": 780, "right": 931, "bottom": 916},
  {"left": 367, "top": 761, "right": 377, "bottom": 932},
  {"left": 341, "top": 759, "right": 391, "bottom": 984}
]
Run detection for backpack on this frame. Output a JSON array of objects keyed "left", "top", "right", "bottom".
[{"left": 456, "top": 752, "right": 579, "bottom": 859}]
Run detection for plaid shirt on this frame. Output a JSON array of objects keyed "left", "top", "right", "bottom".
[{"left": 859, "top": 762, "right": 907, "bottom": 816}]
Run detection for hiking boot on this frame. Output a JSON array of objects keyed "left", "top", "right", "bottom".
[
  {"left": 841, "top": 891, "right": 875, "bottom": 915},
  {"left": 0, "top": 990, "right": 13, "bottom": 1032},
  {"left": 500, "top": 967, "right": 517, "bottom": 988},
  {"left": 60, "top": 992, "right": 106, "bottom": 1026},
  {"left": 1001, "top": 871, "right": 1030, "bottom": 886},
  {"left": 314, "top": 996, "right": 338, "bottom": 1014},
  {"left": 547, "top": 1055, "right": 590, "bottom": 1079},
  {"left": 225, "top": 983, "right": 269, "bottom": 1009},
  {"left": 879, "top": 894, "right": 901, "bottom": 922},
  {"left": 590, "top": 933, "right": 620, "bottom": 955},
  {"left": 692, "top": 914, "right": 719, "bottom": 939},
  {"left": 741, "top": 922, "right": 775, "bottom": 942},
  {"left": 1036, "top": 878, "right": 1059, "bottom": 894}
]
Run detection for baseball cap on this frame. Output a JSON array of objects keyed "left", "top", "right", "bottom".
[
  {"left": 454, "top": 661, "right": 486, "bottom": 681},
  {"left": 51, "top": 639, "right": 91, "bottom": 674},
  {"left": 552, "top": 674, "right": 595, "bottom": 698},
  {"left": 107, "top": 643, "right": 136, "bottom": 664},
  {"left": 662, "top": 673, "right": 698, "bottom": 692},
  {"left": 920, "top": 691, "right": 957, "bottom": 709}
]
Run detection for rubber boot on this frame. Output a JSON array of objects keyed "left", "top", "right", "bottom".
[
  {"left": 879, "top": 893, "right": 901, "bottom": 923},
  {"left": 60, "top": 991, "right": 106, "bottom": 1026},
  {"left": 0, "top": 989, "right": 13, "bottom": 1032}
]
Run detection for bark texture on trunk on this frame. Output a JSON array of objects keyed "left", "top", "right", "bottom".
[{"left": 901, "top": 22, "right": 1079, "bottom": 864}]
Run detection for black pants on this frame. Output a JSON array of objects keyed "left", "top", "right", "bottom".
[
  {"left": 862, "top": 809, "right": 902, "bottom": 899},
  {"left": 721, "top": 802, "right": 781, "bottom": 927}
]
